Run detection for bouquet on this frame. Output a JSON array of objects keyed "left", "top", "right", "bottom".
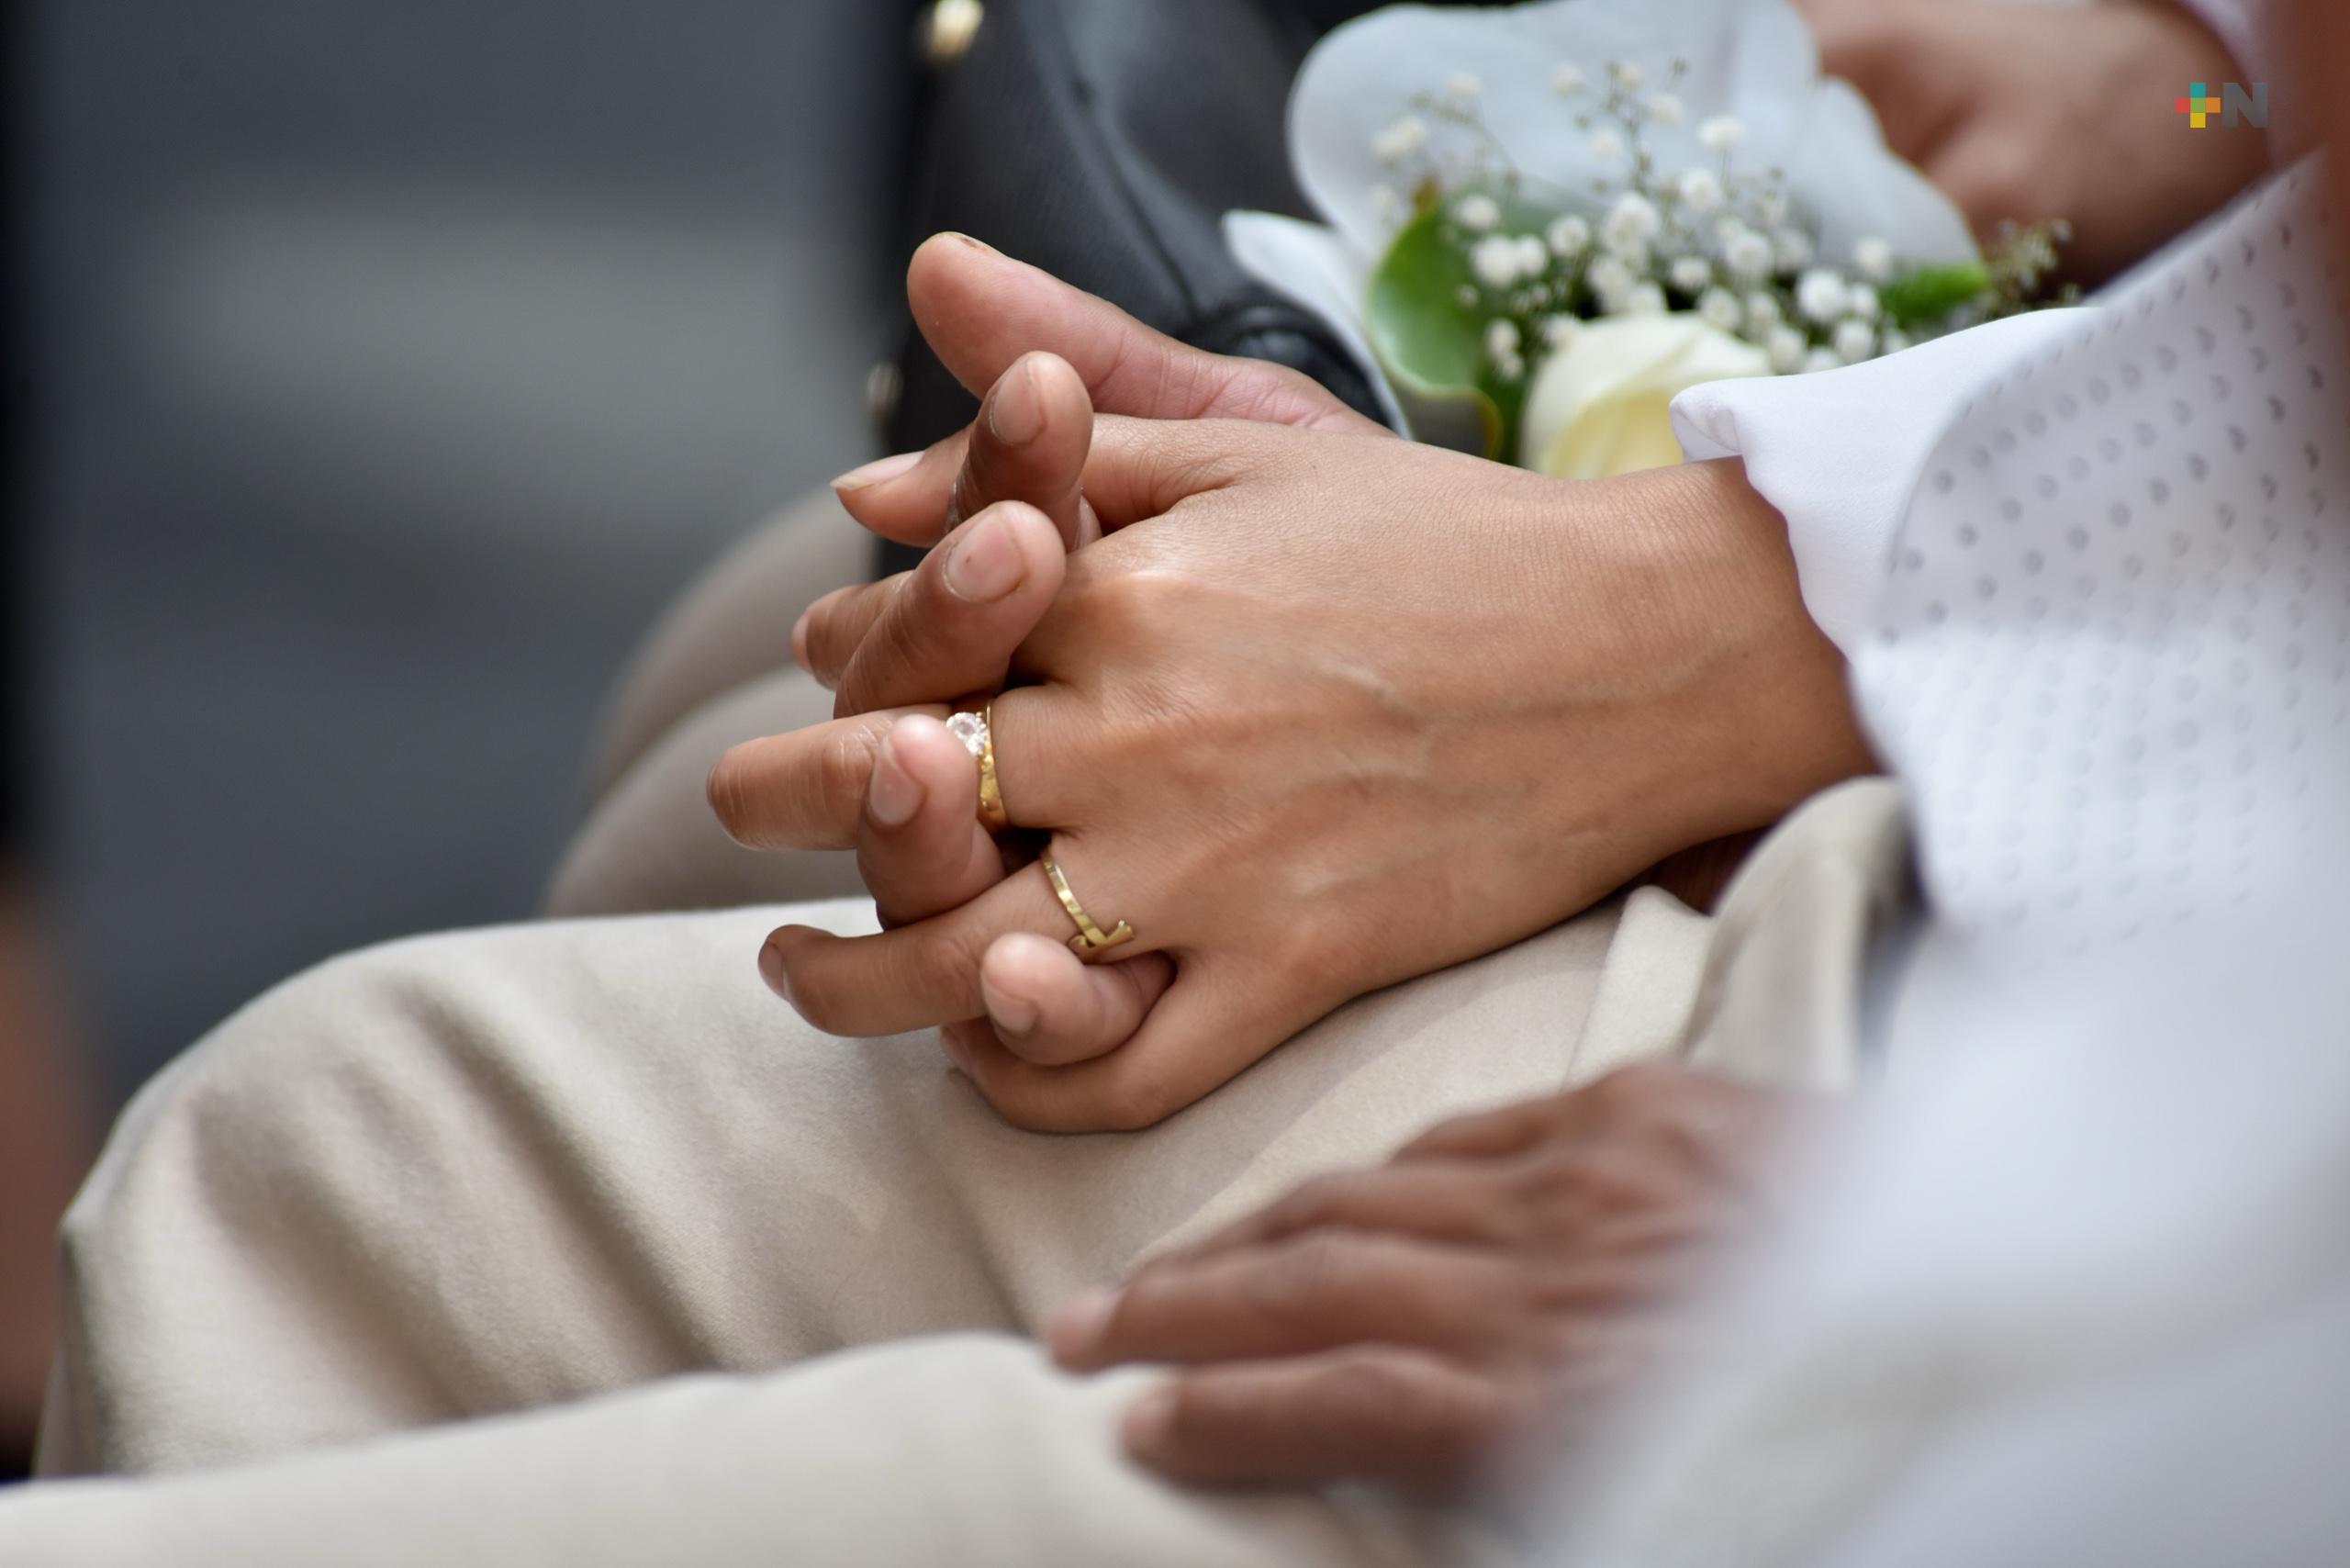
[{"left": 1226, "top": 0, "right": 2071, "bottom": 478}]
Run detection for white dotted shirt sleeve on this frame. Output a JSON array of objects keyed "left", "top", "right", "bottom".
[{"left": 1672, "top": 312, "right": 2085, "bottom": 655}]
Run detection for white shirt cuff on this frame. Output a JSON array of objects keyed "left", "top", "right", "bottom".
[{"left": 1669, "top": 310, "right": 2087, "bottom": 655}]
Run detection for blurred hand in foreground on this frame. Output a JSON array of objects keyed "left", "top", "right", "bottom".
[{"left": 1048, "top": 1062, "right": 1817, "bottom": 1493}]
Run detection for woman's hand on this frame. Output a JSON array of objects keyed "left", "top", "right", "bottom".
[
  {"left": 1798, "top": 0, "right": 2268, "bottom": 285},
  {"left": 712, "top": 409, "right": 1872, "bottom": 1131},
  {"left": 1047, "top": 1063, "right": 1818, "bottom": 1494}
]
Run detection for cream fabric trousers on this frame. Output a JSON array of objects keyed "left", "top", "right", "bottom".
[{"left": 4, "top": 496, "right": 1912, "bottom": 1565}]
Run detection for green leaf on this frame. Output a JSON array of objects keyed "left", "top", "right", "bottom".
[
  {"left": 1366, "top": 197, "right": 1546, "bottom": 461},
  {"left": 1876, "top": 260, "right": 1992, "bottom": 327}
]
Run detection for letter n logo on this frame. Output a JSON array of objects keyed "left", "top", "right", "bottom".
[{"left": 2221, "top": 83, "right": 2268, "bottom": 129}]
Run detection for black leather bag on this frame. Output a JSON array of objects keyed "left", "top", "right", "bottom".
[{"left": 877, "top": 0, "right": 1479, "bottom": 568}]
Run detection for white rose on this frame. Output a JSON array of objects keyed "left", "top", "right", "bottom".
[{"left": 1520, "top": 312, "right": 1772, "bottom": 479}]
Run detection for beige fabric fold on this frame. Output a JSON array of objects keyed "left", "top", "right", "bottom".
[{"left": 9, "top": 780, "right": 1905, "bottom": 1563}]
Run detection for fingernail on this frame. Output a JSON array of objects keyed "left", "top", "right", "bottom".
[
  {"left": 756, "top": 936, "right": 794, "bottom": 1003},
  {"left": 867, "top": 731, "right": 923, "bottom": 828},
  {"left": 1046, "top": 1287, "right": 1118, "bottom": 1363},
  {"left": 1121, "top": 1384, "right": 1178, "bottom": 1457},
  {"left": 943, "top": 513, "right": 1024, "bottom": 602},
  {"left": 979, "top": 967, "right": 1041, "bottom": 1038},
  {"left": 946, "top": 231, "right": 998, "bottom": 254},
  {"left": 789, "top": 608, "right": 812, "bottom": 672},
  {"left": 986, "top": 356, "right": 1046, "bottom": 447},
  {"left": 831, "top": 451, "right": 921, "bottom": 494}
]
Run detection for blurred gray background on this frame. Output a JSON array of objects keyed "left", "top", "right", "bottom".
[{"left": 23, "top": 1, "right": 912, "bottom": 1100}]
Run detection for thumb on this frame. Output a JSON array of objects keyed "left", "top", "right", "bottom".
[
  {"left": 906, "top": 233, "right": 1384, "bottom": 435},
  {"left": 835, "top": 350, "right": 1099, "bottom": 549}
]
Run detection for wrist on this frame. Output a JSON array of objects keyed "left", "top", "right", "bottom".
[{"left": 1579, "top": 459, "right": 1878, "bottom": 846}]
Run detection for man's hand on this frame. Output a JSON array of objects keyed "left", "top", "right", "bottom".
[
  {"left": 1044, "top": 1063, "right": 1816, "bottom": 1494},
  {"left": 1799, "top": 0, "right": 2268, "bottom": 284}
]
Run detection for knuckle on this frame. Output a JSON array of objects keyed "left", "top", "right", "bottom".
[
  {"left": 1252, "top": 1232, "right": 1352, "bottom": 1324},
  {"left": 817, "top": 726, "right": 884, "bottom": 824},
  {"left": 1264, "top": 1174, "right": 1349, "bottom": 1237},
  {"left": 901, "top": 924, "right": 983, "bottom": 1011},
  {"left": 1587, "top": 1059, "right": 1684, "bottom": 1118}
]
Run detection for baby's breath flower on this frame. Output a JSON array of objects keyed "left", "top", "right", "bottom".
[
  {"left": 1696, "top": 115, "right": 1746, "bottom": 153},
  {"left": 1607, "top": 60, "right": 1645, "bottom": 92},
  {"left": 1646, "top": 93, "right": 1684, "bottom": 126},
  {"left": 1589, "top": 128, "right": 1625, "bottom": 162},
  {"left": 1494, "top": 351, "right": 1526, "bottom": 381},
  {"left": 1471, "top": 233, "right": 1525, "bottom": 289},
  {"left": 1372, "top": 115, "right": 1427, "bottom": 165},
  {"left": 1550, "top": 61, "right": 1586, "bottom": 95},
  {"left": 1753, "top": 190, "right": 1789, "bottom": 228},
  {"left": 1676, "top": 167, "right": 1725, "bottom": 215},
  {"left": 1773, "top": 229, "right": 1813, "bottom": 270},
  {"left": 1845, "top": 282, "right": 1880, "bottom": 322},
  {"left": 1766, "top": 324, "right": 1807, "bottom": 373},
  {"left": 1446, "top": 72, "right": 1483, "bottom": 106},
  {"left": 1881, "top": 327, "right": 1911, "bottom": 354},
  {"left": 1602, "top": 191, "right": 1662, "bottom": 254},
  {"left": 1669, "top": 254, "right": 1712, "bottom": 293},
  {"left": 1455, "top": 284, "right": 1480, "bottom": 307},
  {"left": 1513, "top": 234, "right": 1550, "bottom": 277},
  {"left": 1796, "top": 267, "right": 1848, "bottom": 323},
  {"left": 1801, "top": 346, "right": 1841, "bottom": 374},
  {"left": 1852, "top": 235, "right": 1896, "bottom": 283},
  {"left": 1547, "top": 213, "right": 1592, "bottom": 257},
  {"left": 1744, "top": 290, "right": 1783, "bottom": 333},
  {"left": 1539, "top": 314, "right": 1580, "bottom": 351},
  {"left": 1832, "top": 318, "right": 1876, "bottom": 363},
  {"left": 1454, "top": 193, "right": 1502, "bottom": 232},
  {"left": 1486, "top": 318, "right": 1522, "bottom": 363},
  {"left": 1623, "top": 281, "right": 1668, "bottom": 315},
  {"left": 1586, "top": 254, "right": 1635, "bottom": 308},
  {"left": 1371, "top": 185, "right": 1403, "bottom": 223},
  {"left": 1725, "top": 229, "right": 1774, "bottom": 281},
  {"left": 1698, "top": 286, "right": 1742, "bottom": 333}
]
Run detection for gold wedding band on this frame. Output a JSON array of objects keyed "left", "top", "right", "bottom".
[
  {"left": 946, "top": 705, "right": 1010, "bottom": 833},
  {"left": 1041, "top": 853, "right": 1136, "bottom": 959}
]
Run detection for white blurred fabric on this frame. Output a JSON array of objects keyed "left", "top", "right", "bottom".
[{"left": 1561, "top": 159, "right": 2350, "bottom": 1564}]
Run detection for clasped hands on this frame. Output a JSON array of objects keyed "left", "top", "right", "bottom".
[
  {"left": 704, "top": 234, "right": 1862, "bottom": 1490},
  {"left": 711, "top": 233, "right": 1869, "bottom": 1135}
]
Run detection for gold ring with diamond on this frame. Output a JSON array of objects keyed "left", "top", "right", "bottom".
[
  {"left": 1040, "top": 853, "right": 1135, "bottom": 959},
  {"left": 946, "top": 705, "right": 1009, "bottom": 833}
]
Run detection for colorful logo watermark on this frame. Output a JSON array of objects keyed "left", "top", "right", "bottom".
[{"left": 2175, "top": 81, "right": 2267, "bottom": 129}]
